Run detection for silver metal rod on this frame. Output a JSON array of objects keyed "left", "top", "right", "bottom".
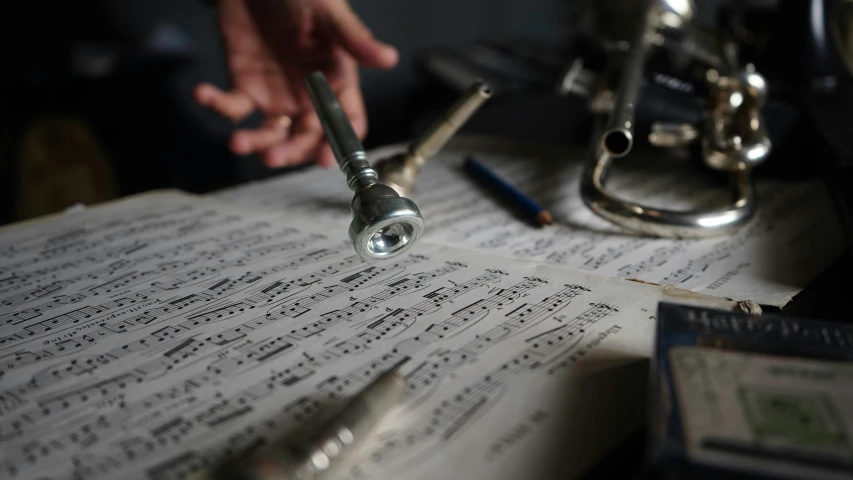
[
  {"left": 601, "top": 9, "right": 655, "bottom": 158},
  {"left": 303, "top": 72, "right": 424, "bottom": 261},
  {"left": 211, "top": 365, "right": 408, "bottom": 480},
  {"left": 304, "top": 72, "right": 378, "bottom": 192},
  {"left": 373, "top": 79, "right": 492, "bottom": 197},
  {"left": 408, "top": 79, "right": 492, "bottom": 164}
]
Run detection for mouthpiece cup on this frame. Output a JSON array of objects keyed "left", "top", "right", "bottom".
[{"left": 349, "top": 184, "right": 424, "bottom": 260}]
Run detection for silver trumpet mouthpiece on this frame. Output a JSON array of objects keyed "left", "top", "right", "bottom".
[
  {"left": 374, "top": 79, "right": 492, "bottom": 196},
  {"left": 304, "top": 71, "right": 424, "bottom": 261}
]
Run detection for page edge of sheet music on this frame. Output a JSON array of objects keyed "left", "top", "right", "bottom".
[{"left": 0, "top": 188, "right": 198, "bottom": 236}]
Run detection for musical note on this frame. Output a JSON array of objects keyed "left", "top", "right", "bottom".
[
  {"left": 358, "top": 303, "right": 616, "bottom": 469},
  {"left": 581, "top": 239, "right": 645, "bottom": 271},
  {"left": 0, "top": 188, "right": 752, "bottom": 480},
  {"left": 617, "top": 245, "right": 685, "bottom": 278}
]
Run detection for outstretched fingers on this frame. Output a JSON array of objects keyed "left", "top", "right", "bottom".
[
  {"left": 262, "top": 113, "right": 323, "bottom": 168},
  {"left": 320, "top": 0, "right": 398, "bottom": 70},
  {"left": 194, "top": 83, "right": 256, "bottom": 122},
  {"left": 230, "top": 116, "right": 292, "bottom": 155}
]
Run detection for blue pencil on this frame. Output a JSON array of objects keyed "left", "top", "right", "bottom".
[{"left": 463, "top": 154, "right": 552, "bottom": 227}]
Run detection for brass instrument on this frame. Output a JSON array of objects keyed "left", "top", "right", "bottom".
[
  {"left": 305, "top": 72, "right": 425, "bottom": 260},
  {"left": 580, "top": 0, "right": 772, "bottom": 237},
  {"left": 373, "top": 80, "right": 492, "bottom": 197}
]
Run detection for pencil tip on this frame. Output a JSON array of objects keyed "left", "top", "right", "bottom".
[{"left": 536, "top": 211, "right": 552, "bottom": 226}]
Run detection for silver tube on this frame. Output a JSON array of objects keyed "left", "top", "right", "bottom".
[
  {"left": 211, "top": 366, "right": 408, "bottom": 480},
  {"left": 304, "top": 72, "right": 424, "bottom": 261},
  {"left": 305, "top": 72, "right": 377, "bottom": 191},
  {"left": 373, "top": 79, "right": 492, "bottom": 196},
  {"left": 601, "top": 9, "right": 655, "bottom": 158},
  {"left": 408, "top": 79, "right": 492, "bottom": 164}
]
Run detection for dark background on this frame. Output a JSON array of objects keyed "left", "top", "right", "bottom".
[
  {"left": 3, "top": 3, "right": 853, "bottom": 478},
  {"left": 0, "top": 0, "right": 731, "bottom": 227}
]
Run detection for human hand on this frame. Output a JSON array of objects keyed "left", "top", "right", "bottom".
[{"left": 194, "top": 0, "right": 398, "bottom": 168}]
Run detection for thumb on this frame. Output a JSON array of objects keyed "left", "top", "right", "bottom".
[{"left": 321, "top": 0, "right": 399, "bottom": 69}]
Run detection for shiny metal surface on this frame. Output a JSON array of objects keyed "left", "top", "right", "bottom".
[
  {"left": 600, "top": 8, "right": 654, "bottom": 157},
  {"left": 374, "top": 79, "right": 492, "bottom": 196},
  {"left": 212, "top": 366, "right": 407, "bottom": 480},
  {"left": 658, "top": 0, "right": 695, "bottom": 29},
  {"left": 580, "top": 2, "right": 771, "bottom": 238},
  {"left": 556, "top": 58, "right": 597, "bottom": 97},
  {"left": 410, "top": 79, "right": 492, "bottom": 162},
  {"left": 598, "top": 0, "right": 705, "bottom": 158},
  {"left": 702, "top": 66, "right": 771, "bottom": 171},
  {"left": 304, "top": 72, "right": 424, "bottom": 260},
  {"left": 581, "top": 140, "right": 756, "bottom": 238},
  {"left": 648, "top": 122, "right": 698, "bottom": 147}
]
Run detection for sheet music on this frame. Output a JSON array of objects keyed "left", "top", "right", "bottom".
[
  {"left": 213, "top": 136, "right": 845, "bottom": 307},
  {"left": 0, "top": 190, "right": 731, "bottom": 480}
]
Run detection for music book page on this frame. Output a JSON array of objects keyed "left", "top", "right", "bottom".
[
  {"left": 0, "top": 190, "right": 731, "bottom": 480},
  {"left": 213, "top": 136, "right": 845, "bottom": 307}
]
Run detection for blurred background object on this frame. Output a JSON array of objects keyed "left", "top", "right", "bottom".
[
  {"left": 0, "top": 0, "right": 644, "bottom": 225},
  {"left": 4, "top": 0, "right": 853, "bottom": 242},
  {"left": 15, "top": 115, "right": 117, "bottom": 220},
  {"left": 3, "top": 2, "right": 853, "bottom": 478}
]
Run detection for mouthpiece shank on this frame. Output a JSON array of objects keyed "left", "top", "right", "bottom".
[
  {"left": 409, "top": 79, "right": 493, "bottom": 164},
  {"left": 304, "top": 71, "right": 377, "bottom": 191},
  {"left": 373, "top": 79, "right": 492, "bottom": 197}
]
